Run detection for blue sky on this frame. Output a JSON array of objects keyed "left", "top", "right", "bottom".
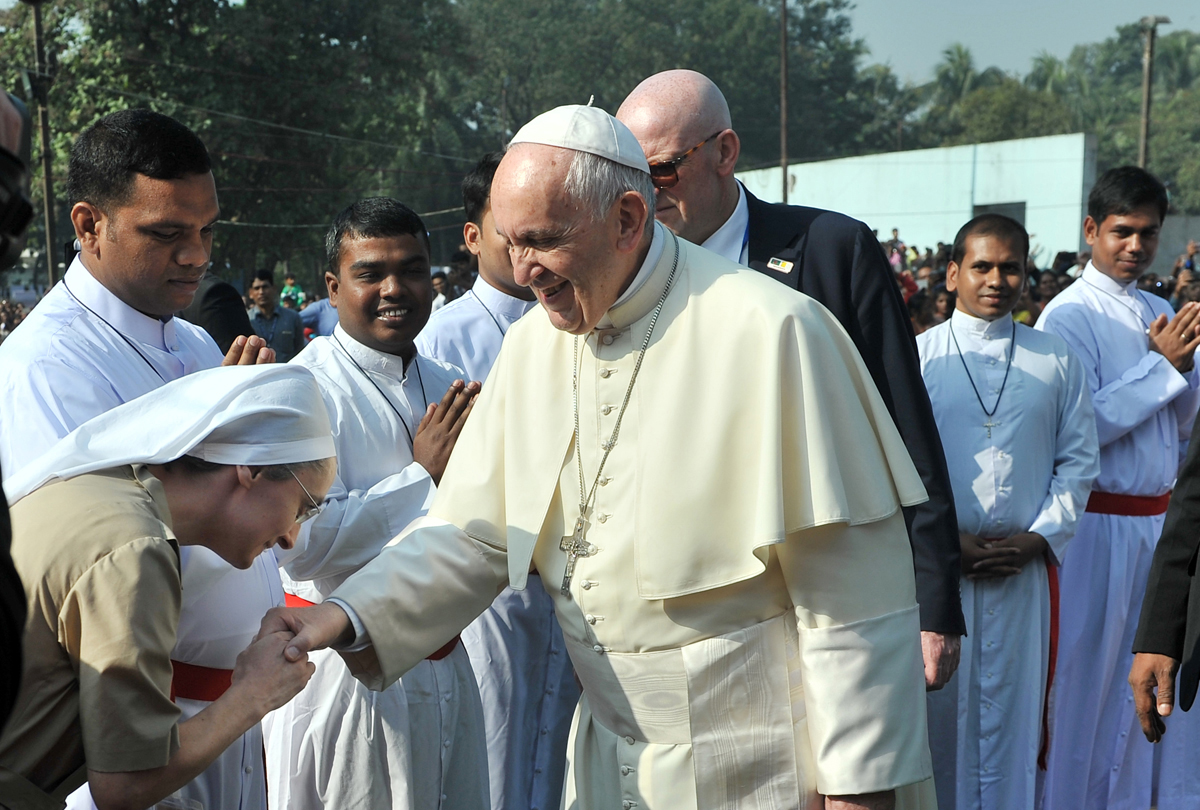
[{"left": 848, "top": 0, "right": 1200, "bottom": 83}]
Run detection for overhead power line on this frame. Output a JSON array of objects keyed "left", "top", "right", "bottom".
[
  {"left": 36, "top": 72, "right": 477, "bottom": 163},
  {"left": 217, "top": 205, "right": 464, "bottom": 230}
]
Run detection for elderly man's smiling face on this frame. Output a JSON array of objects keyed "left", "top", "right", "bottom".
[{"left": 491, "top": 144, "right": 648, "bottom": 334}]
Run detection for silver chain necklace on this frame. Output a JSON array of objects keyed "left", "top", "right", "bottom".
[{"left": 558, "top": 232, "right": 680, "bottom": 596}]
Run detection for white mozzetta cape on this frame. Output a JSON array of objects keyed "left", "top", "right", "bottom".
[{"left": 434, "top": 229, "right": 927, "bottom": 599}]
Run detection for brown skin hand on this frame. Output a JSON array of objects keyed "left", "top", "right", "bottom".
[
  {"left": 1129, "top": 652, "right": 1180, "bottom": 743},
  {"left": 959, "top": 532, "right": 1047, "bottom": 580},
  {"left": 412, "top": 379, "right": 481, "bottom": 485}
]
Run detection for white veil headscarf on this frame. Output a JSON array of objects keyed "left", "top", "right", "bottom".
[{"left": 5, "top": 364, "right": 336, "bottom": 505}]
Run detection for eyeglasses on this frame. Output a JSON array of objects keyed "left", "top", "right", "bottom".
[
  {"left": 290, "top": 469, "right": 325, "bottom": 525},
  {"left": 647, "top": 131, "right": 724, "bottom": 189}
]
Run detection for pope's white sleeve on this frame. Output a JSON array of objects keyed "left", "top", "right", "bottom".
[
  {"left": 776, "top": 511, "right": 932, "bottom": 796},
  {"left": 329, "top": 516, "right": 509, "bottom": 690},
  {"left": 1029, "top": 350, "right": 1101, "bottom": 563},
  {"left": 278, "top": 462, "right": 436, "bottom": 581}
]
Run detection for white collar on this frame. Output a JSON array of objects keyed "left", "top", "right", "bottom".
[
  {"left": 471, "top": 275, "right": 536, "bottom": 321},
  {"left": 605, "top": 222, "right": 664, "bottom": 315},
  {"left": 64, "top": 256, "right": 176, "bottom": 351},
  {"left": 951, "top": 307, "right": 1013, "bottom": 339},
  {"left": 1082, "top": 261, "right": 1140, "bottom": 298},
  {"left": 332, "top": 323, "right": 414, "bottom": 378},
  {"left": 700, "top": 182, "right": 749, "bottom": 264}
]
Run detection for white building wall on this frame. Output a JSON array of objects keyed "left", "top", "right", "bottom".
[{"left": 737, "top": 133, "right": 1097, "bottom": 264}]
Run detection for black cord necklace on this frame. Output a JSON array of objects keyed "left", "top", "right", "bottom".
[
  {"left": 469, "top": 290, "right": 507, "bottom": 338},
  {"left": 948, "top": 317, "right": 1017, "bottom": 440},
  {"left": 61, "top": 279, "right": 167, "bottom": 382},
  {"left": 332, "top": 333, "right": 428, "bottom": 446}
]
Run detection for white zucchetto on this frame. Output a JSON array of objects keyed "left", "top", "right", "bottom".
[
  {"left": 509, "top": 104, "right": 650, "bottom": 174},
  {"left": 5, "top": 364, "right": 336, "bottom": 504}
]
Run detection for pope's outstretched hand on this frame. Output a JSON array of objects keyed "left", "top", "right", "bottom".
[{"left": 257, "top": 602, "right": 355, "bottom": 662}]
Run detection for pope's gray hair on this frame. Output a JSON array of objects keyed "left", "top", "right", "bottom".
[{"left": 563, "top": 151, "right": 656, "bottom": 237}]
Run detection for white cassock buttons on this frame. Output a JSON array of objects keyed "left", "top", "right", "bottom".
[
  {"left": 599, "top": 368, "right": 613, "bottom": 378},
  {"left": 602, "top": 334, "right": 615, "bottom": 346},
  {"left": 624, "top": 735, "right": 636, "bottom": 745}
]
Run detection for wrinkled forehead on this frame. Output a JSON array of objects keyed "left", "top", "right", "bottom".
[{"left": 491, "top": 145, "right": 582, "bottom": 235}]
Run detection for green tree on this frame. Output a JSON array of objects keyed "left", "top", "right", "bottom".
[{"left": 950, "top": 78, "right": 1074, "bottom": 145}]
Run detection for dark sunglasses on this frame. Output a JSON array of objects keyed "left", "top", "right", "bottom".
[{"left": 647, "top": 131, "right": 723, "bottom": 189}]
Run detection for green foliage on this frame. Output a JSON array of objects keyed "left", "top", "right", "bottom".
[
  {"left": 949, "top": 79, "right": 1073, "bottom": 146},
  {"left": 3, "top": 0, "right": 1200, "bottom": 293}
]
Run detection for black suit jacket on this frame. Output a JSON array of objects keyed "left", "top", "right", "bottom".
[
  {"left": 745, "top": 191, "right": 965, "bottom": 636},
  {"left": 1133, "top": 412, "right": 1200, "bottom": 710},
  {"left": 177, "top": 274, "right": 253, "bottom": 355}
]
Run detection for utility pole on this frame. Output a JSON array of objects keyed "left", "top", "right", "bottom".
[
  {"left": 1138, "top": 15, "right": 1170, "bottom": 169},
  {"left": 21, "top": 0, "right": 57, "bottom": 288},
  {"left": 780, "top": 0, "right": 788, "bottom": 204}
]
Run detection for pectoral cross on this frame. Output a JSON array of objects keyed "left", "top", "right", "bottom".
[
  {"left": 984, "top": 417, "right": 998, "bottom": 439},
  {"left": 560, "top": 516, "right": 595, "bottom": 596}
]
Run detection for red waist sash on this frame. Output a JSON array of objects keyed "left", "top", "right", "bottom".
[
  {"left": 170, "top": 660, "right": 233, "bottom": 703},
  {"left": 283, "top": 592, "right": 461, "bottom": 661},
  {"left": 1086, "top": 491, "right": 1171, "bottom": 517}
]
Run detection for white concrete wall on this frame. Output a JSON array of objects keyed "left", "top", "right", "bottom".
[{"left": 737, "top": 133, "right": 1097, "bottom": 264}]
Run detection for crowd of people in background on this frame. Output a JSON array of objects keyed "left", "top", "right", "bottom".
[
  {"left": 891, "top": 229, "right": 1200, "bottom": 336},
  {"left": 0, "top": 300, "right": 25, "bottom": 342}
]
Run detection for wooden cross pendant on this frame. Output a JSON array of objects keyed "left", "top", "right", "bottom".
[
  {"left": 559, "top": 517, "right": 595, "bottom": 596},
  {"left": 984, "top": 417, "right": 998, "bottom": 439}
]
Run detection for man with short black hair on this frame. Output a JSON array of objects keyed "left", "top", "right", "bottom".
[
  {"left": 920, "top": 215, "right": 1097, "bottom": 810},
  {"left": 264, "top": 198, "right": 486, "bottom": 810},
  {"left": 416, "top": 153, "right": 578, "bottom": 810},
  {"left": 249, "top": 269, "right": 305, "bottom": 362},
  {"left": 1037, "top": 166, "right": 1200, "bottom": 810},
  {"left": 0, "top": 108, "right": 276, "bottom": 810}
]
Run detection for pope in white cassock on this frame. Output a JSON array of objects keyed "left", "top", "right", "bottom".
[
  {"left": 918, "top": 215, "right": 1098, "bottom": 810},
  {"left": 1036, "top": 166, "right": 1200, "bottom": 810},
  {"left": 416, "top": 152, "right": 580, "bottom": 810},
  {"left": 259, "top": 105, "right": 935, "bottom": 810},
  {"left": 263, "top": 198, "right": 488, "bottom": 810}
]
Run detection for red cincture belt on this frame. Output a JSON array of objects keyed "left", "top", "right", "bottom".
[
  {"left": 1086, "top": 491, "right": 1172, "bottom": 516},
  {"left": 283, "top": 592, "right": 461, "bottom": 661},
  {"left": 170, "top": 660, "right": 233, "bottom": 703}
]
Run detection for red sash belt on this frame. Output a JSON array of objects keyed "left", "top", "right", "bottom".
[
  {"left": 284, "top": 592, "right": 461, "bottom": 661},
  {"left": 170, "top": 660, "right": 233, "bottom": 703},
  {"left": 1086, "top": 490, "right": 1171, "bottom": 516}
]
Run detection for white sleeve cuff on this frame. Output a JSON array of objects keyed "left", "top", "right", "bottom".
[
  {"left": 798, "top": 604, "right": 933, "bottom": 794},
  {"left": 325, "top": 596, "right": 371, "bottom": 652}
]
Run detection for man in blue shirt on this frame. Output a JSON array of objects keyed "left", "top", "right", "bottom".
[{"left": 249, "top": 270, "right": 305, "bottom": 362}]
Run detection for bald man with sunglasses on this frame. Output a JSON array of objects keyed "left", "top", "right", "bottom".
[{"left": 618, "top": 69, "right": 966, "bottom": 690}]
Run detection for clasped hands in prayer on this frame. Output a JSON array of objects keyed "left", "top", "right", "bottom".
[
  {"left": 1148, "top": 301, "right": 1200, "bottom": 373},
  {"left": 960, "top": 531, "right": 1046, "bottom": 580}
]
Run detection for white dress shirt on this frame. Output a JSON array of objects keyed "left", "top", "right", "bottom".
[
  {"left": 700, "top": 181, "right": 750, "bottom": 264},
  {"left": 417, "top": 275, "right": 537, "bottom": 383}
]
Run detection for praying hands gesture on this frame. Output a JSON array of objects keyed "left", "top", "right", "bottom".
[
  {"left": 413, "top": 379, "right": 481, "bottom": 485},
  {"left": 1148, "top": 301, "right": 1200, "bottom": 373},
  {"left": 222, "top": 334, "right": 276, "bottom": 366},
  {"left": 960, "top": 531, "right": 1047, "bottom": 579}
]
